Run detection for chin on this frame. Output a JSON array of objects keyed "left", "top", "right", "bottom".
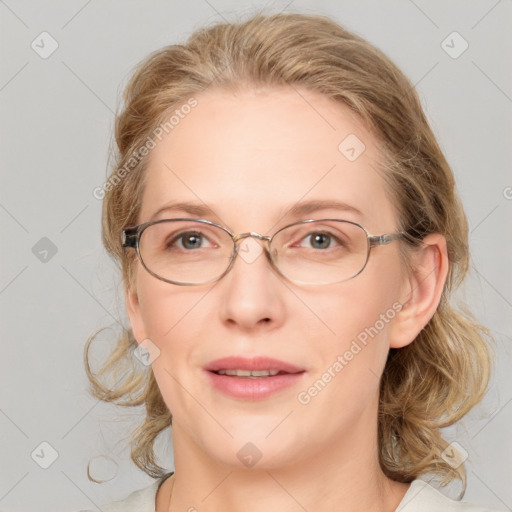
[{"left": 199, "top": 430, "right": 305, "bottom": 471}]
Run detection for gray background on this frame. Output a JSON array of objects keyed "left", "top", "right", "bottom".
[{"left": 0, "top": 1, "right": 511, "bottom": 511}]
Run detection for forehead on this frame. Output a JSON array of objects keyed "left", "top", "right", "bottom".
[{"left": 140, "top": 86, "right": 396, "bottom": 232}]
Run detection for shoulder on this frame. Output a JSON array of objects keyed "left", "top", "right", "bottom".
[
  {"left": 397, "top": 479, "right": 504, "bottom": 512},
  {"left": 73, "top": 473, "right": 173, "bottom": 512}
]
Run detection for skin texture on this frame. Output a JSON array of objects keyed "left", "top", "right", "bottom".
[{"left": 126, "top": 86, "right": 449, "bottom": 512}]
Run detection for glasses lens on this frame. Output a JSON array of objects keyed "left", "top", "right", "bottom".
[
  {"left": 271, "top": 220, "right": 369, "bottom": 284},
  {"left": 139, "top": 220, "right": 233, "bottom": 284}
]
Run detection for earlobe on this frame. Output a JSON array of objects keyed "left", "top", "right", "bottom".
[
  {"left": 389, "top": 233, "right": 449, "bottom": 349},
  {"left": 125, "top": 287, "right": 147, "bottom": 344}
]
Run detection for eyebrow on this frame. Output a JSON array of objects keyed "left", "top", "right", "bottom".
[
  {"left": 149, "top": 199, "right": 363, "bottom": 223},
  {"left": 149, "top": 201, "right": 214, "bottom": 221},
  {"left": 282, "top": 199, "right": 363, "bottom": 219}
]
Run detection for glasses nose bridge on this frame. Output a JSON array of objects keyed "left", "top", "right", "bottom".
[{"left": 233, "top": 231, "right": 272, "bottom": 245}]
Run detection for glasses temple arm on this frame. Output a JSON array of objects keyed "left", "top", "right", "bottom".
[
  {"left": 368, "top": 232, "right": 406, "bottom": 247},
  {"left": 121, "top": 229, "right": 139, "bottom": 248}
]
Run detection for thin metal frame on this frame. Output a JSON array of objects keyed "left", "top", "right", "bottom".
[{"left": 122, "top": 218, "right": 406, "bottom": 286}]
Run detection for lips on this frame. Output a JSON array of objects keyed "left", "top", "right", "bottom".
[
  {"left": 204, "top": 356, "right": 304, "bottom": 374},
  {"left": 203, "top": 356, "right": 306, "bottom": 400}
]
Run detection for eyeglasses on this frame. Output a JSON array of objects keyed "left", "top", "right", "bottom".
[{"left": 121, "top": 218, "right": 405, "bottom": 286}]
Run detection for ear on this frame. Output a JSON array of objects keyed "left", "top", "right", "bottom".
[
  {"left": 389, "top": 233, "right": 449, "bottom": 349},
  {"left": 125, "top": 286, "right": 147, "bottom": 344}
]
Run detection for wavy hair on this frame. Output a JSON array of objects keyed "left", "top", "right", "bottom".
[{"left": 84, "top": 11, "right": 492, "bottom": 492}]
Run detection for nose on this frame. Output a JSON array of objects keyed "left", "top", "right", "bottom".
[{"left": 217, "top": 234, "right": 286, "bottom": 331}]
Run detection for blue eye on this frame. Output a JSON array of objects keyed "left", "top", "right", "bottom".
[
  {"left": 307, "top": 232, "right": 332, "bottom": 249},
  {"left": 299, "top": 231, "right": 346, "bottom": 250},
  {"left": 180, "top": 232, "right": 204, "bottom": 249},
  {"left": 167, "top": 231, "right": 209, "bottom": 250}
]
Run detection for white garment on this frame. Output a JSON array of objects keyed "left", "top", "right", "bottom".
[{"left": 76, "top": 475, "right": 502, "bottom": 512}]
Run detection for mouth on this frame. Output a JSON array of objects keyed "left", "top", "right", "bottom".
[
  {"left": 204, "top": 356, "right": 305, "bottom": 400},
  {"left": 213, "top": 369, "right": 289, "bottom": 378},
  {"left": 204, "top": 355, "right": 304, "bottom": 375}
]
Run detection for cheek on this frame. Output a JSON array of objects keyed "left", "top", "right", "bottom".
[
  {"left": 135, "top": 281, "right": 208, "bottom": 412},
  {"left": 316, "top": 276, "right": 400, "bottom": 346},
  {"left": 135, "top": 278, "right": 216, "bottom": 380},
  {"left": 310, "top": 262, "right": 403, "bottom": 378},
  {"left": 297, "top": 290, "right": 397, "bottom": 423},
  {"left": 136, "top": 277, "right": 210, "bottom": 341}
]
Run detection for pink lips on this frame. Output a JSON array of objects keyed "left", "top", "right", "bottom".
[
  {"left": 204, "top": 356, "right": 305, "bottom": 400},
  {"left": 204, "top": 356, "right": 304, "bottom": 374}
]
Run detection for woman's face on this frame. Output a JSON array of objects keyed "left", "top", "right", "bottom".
[{"left": 127, "top": 86, "right": 411, "bottom": 469}]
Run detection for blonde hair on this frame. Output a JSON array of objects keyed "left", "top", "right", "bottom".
[{"left": 85, "top": 11, "right": 492, "bottom": 491}]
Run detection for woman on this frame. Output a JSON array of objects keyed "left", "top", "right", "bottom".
[{"left": 81, "top": 11, "right": 499, "bottom": 512}]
